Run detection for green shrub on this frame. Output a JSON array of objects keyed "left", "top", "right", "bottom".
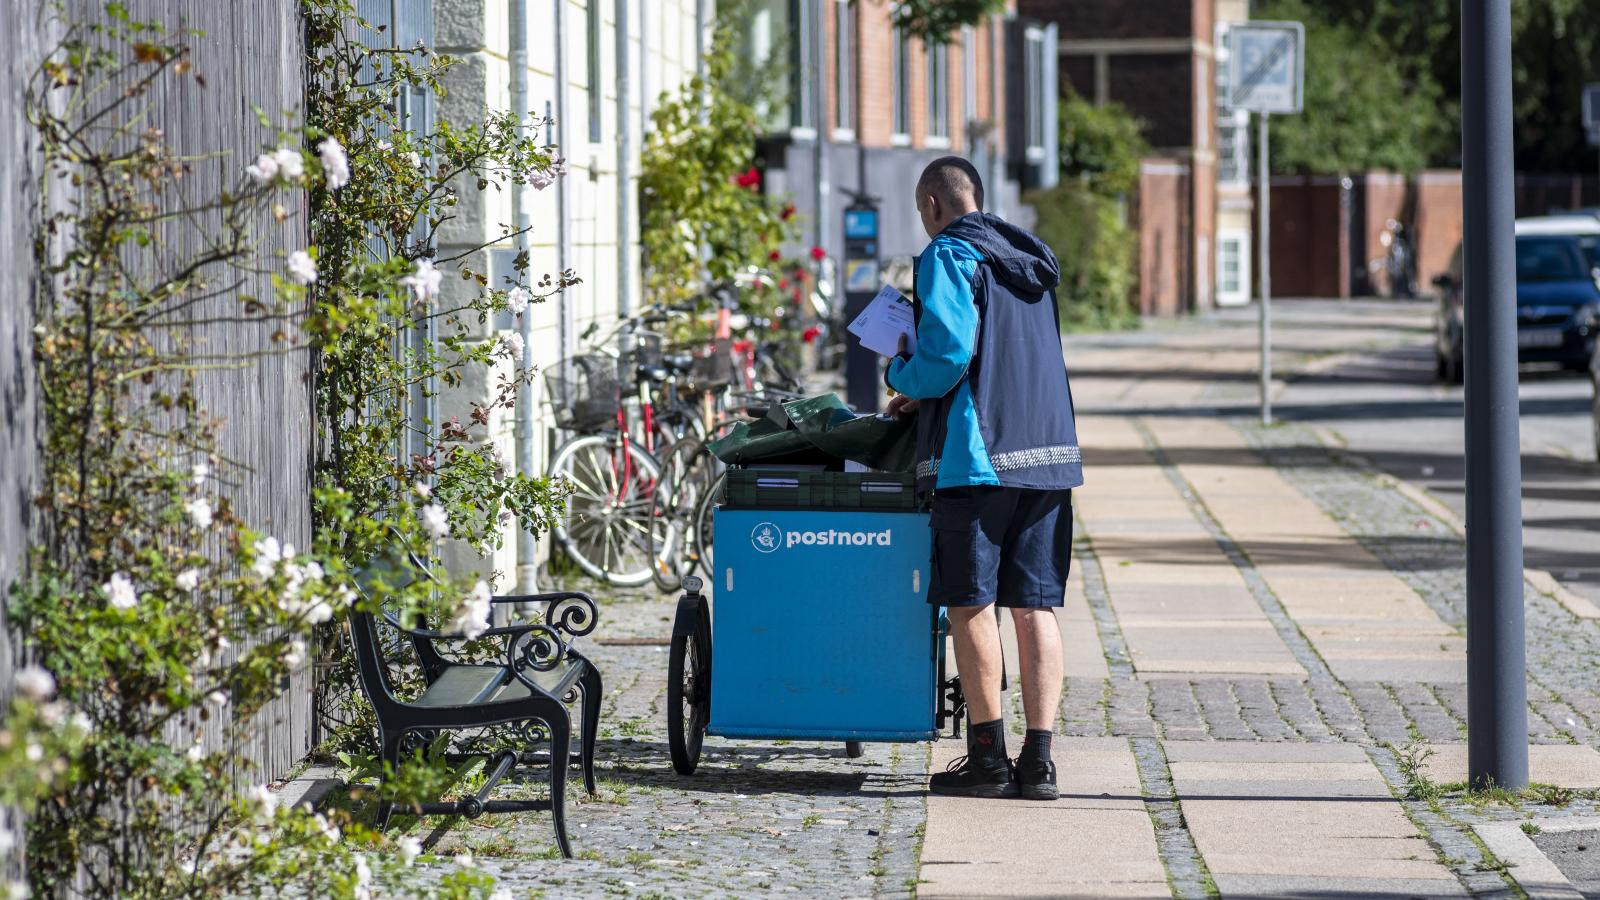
[
  {"left": 1028, "top": 94, "right": 1144, "bottom": 332},
  {"left": 1029, "top": 181, "right": 1139, "bottom": 332}
]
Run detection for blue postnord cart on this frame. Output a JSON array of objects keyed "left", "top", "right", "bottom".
[{"left": 665, "top": 485, "right": 967, "bottom": 774}]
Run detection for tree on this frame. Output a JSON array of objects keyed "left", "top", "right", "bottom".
[
  {"left": 1058, "top": 94, "right": 1147, "bottom": 197},
  {"left": 1254, "top": 0, "right": 1448, "bottom": 173},
  {"left": 1261, "top": 0, "right": 1600, "bottom": 173},
  {"left": 883, "top": 0, "right": 1006, "bottom": 43}
]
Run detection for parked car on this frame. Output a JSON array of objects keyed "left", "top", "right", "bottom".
[{"left": 1433, "top": 215, "right": 1600, "bottom": 383}]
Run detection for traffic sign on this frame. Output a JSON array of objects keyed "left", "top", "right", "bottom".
[{"left": 1228, "top": 22, "right": 1305, "bottom": 114}]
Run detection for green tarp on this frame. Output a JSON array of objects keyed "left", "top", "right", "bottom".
[{"left": 706, "top": 394, "right": 917, "bottom": 473}]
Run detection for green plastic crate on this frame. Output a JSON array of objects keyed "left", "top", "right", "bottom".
[{"left": 723, "top": 469, "right": 920, "bottom": 511}]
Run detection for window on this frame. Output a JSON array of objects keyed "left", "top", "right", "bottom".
[
  {"left": 891, "top": 27, "right": 910, "bottom": 140},
  {"left": 1216, "top": 230, "right": 1252, "bottom": 306},
  {"left": 1023, "top": 27, "right": 1045, "bottom": 159},
  {"left": 789, "top": 0, "right": 815, "bottom": 131},
  {"left": 927, "top": 40, "right": 949, "bottom": 141},
  {"left": 833, "top": 0, "right": 854, "bottom": 135},
  {"left": 587, "top": 0, "right": 602, "bottom": 142},
  {"left": 962, "top": 25, "right": 977, "bottom": 133}
]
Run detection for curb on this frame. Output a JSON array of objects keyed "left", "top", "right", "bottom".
[{"left": 1471, "top": 817, "right": 1600, "bottom": 900}]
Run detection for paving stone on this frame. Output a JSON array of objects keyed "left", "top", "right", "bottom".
[
  {"left": 1191, "top": 679, "right": 1258, "bottom": 741},
  {"left": 1420, "top": 744, "right": 1600, "bottom": 789},
  {"left": 920, "top": 739, "right": 1168, "bottom": 900}
]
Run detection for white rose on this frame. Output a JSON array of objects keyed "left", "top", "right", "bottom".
[
  {"left": 245, "top": 153, "right": 279, "bottom": 185},
  {"left": 176, "top": 568, "right": 201, "bottom": 592},
  {"left": 506, "top": 286, "right": 531, "bottom": 314},
  {"left": 13, "top": 665, "right": 56, "bottom": 702},
  {"left": 271, "top": 147, "right": 305, "bottom": 181},
  {"left": 104, "top": 572, "right": 138, "bottom": 610},
  {"left": 398, "top": 259, "right": 443, "bottom": 304},
  {"left": 185, "top": 496, "right": 213, "bottom": 529},
  {"left": 420, "top": 502, "right": 449, "bottom": 541},
  {"left": 287, "top": 250, "right": 318, "bottom": 286},
  {"left": 318, "top": 138, "right": 350, "bottom": 190}
]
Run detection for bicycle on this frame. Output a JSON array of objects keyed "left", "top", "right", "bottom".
[{"left": 544, "top": 311, "right": 699, "bottom": 587}]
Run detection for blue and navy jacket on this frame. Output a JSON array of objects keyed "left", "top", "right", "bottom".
[{"left": 885, "top": 211, "right": 1083, "bottom": 492}]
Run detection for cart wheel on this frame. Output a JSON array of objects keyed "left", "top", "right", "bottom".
[
  {"left": 845, "top": 741, "right": 865, "bottom": 759},
  {"left": 667, "top": 597, "right": 711, "bottom": 775}
]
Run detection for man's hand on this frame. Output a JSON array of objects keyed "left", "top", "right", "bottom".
[{"left": 887, "top": 395, "right": 921, "bottom": 420}]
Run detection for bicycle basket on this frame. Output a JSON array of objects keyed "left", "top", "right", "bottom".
[
  {"left": 544, "top": 355, "right": 623, "bottom": 432},
  {"left": 687, "top": 339, "right": 736, "bottom": 391}
]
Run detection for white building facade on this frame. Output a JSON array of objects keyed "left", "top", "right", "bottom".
[{"left": 432, "top": 0, "right": 710, "bottom": 587}]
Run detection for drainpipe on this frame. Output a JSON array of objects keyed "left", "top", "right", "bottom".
[
  {"left": 510, "top": 0, "right": 538, "bottom": 594},
  {"left": 617, "top": 0, "right": 632, "bottom": 315},
  {"left": 554, "top": 2, "right": 574, "bottom": 369},
  {"left": 640, "top": 0, "right": 650, "bottom": 137},
  {"left": 811, "top": 0, "right": 829, "bottom": 256}
]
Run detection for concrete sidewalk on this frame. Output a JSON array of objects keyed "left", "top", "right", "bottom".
[{"left": 919, "top": 306, "right": 1600, "bottom": 899}]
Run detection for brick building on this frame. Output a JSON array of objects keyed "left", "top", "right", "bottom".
[
  {"left": 735, "top": 1, "right": 1060, "bottom": 264},
  {"left": 1019, "top": 0, "right": 1256, "bottom": 315}
]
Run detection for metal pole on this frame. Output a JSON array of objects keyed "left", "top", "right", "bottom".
[
  {"left": 1258, "top": 112, "right": 1272, "bottom": 425},
  {"left": 511, "top": 0, "right": 538, "bottom": 596},
  {"left": 1462, "top": 0, "right": 1528, "bottom": 792}
]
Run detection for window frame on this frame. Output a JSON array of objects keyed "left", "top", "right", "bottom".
[
  {"left": 832, "top": 0, "right": 855, "bottom": 138},
  {"left": 926, "top": 38, "right": 950, "bottom": 145},
  {"left": 1023, "top": 26, "right": 1046, "bottom": 162},
  {"left": 891, "top": 26, "right": 911, "bottom": 144}
]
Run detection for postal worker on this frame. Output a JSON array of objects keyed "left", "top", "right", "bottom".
[{"left": 887, "top": 156, "right": 1083, "bottom": 800}]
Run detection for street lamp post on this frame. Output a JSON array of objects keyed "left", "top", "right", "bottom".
[{"left": 1461, "top": 0, "right": 1528, "bottom": 792}]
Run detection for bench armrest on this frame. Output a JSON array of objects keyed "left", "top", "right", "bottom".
[{"left": 489, "top": 591, "right": 598, "bottom": 641}]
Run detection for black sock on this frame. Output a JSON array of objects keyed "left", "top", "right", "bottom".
[
  {"left": 968, "top": 718, "right": 1007, "bottom": 765},
  {"left": 1021, "top": 729, "right": 1053, "bottom": 762}
]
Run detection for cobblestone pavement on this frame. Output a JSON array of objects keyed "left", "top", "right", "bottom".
[
  {"left": 409, "top": 593, "right": 930, "bottom": 898},
  {"left": 389, "top": 302, "right": 1600, "bottom": 898}
]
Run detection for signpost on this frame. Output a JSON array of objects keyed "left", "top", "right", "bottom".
[
  {"left": 1227, "top": 21, "right": 1304, "bottom": 425},
  {"left": 842, "top": 200, "right": 883, "bottom": 413},
  {"left": 1462, "top": 0, "right": 1527, "bottom": 792}
]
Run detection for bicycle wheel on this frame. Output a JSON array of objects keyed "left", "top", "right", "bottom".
[
  {"left": 647, "top": 438, "right": 704, "bottom": 593},
  {"left": 667, "top": 594, "right": 711, "bottom": 775},
  {"left": 549, "top": 433, "right": 662, "bottom": 587},
  {"left": 688, "top": 470, "right": 725, "bottom": 579}
]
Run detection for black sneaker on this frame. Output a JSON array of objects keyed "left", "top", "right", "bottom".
[
  {"left": 1015, "top": 754, "right": 1059, "bottom": 800},
  {"left": 929, "top": 754, "right": 1018, "bottom": 798}
]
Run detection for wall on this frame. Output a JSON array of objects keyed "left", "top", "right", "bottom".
[
  {"left": 432, "top": 0, "right": 705, "bottom": 582},
  {"left": 1137, "top": 157, "right": 1192, "bottom": 316},
  {"left": 1264, "top": 171, "right": 1600, "bottom": 300},
  {"left": 0, "top": 0, "right": 316, "bottom": 791}
]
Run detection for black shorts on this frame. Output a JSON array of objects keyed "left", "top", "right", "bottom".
[{"left": 927, "top": 486, "right": 1073, "bottom": 609}]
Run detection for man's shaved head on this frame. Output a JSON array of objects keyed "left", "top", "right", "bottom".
[{"left": 916, "top": 156, "right": 985, "bottom": 212}]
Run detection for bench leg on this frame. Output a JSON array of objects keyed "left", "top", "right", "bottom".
[
  {"left": 579, "top": 664, "right": 602, "bottom": 797},
  {"left": 546, "top": 716, "right": 572, "bottom": 859},
  {"left": 376, "top": 728, "right": 405, "bottom": 830}
]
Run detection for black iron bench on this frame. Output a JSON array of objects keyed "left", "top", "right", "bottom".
[{"left": 349, "top": 552, "right": 601, "bottom": 857}]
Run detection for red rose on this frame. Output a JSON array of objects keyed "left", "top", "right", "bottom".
[
  {"left": 802, "top": 326, "right": 821, "bottom": 344},
  {"left": 735, "top": 167, "right": 761, "bottom": 189},
  {"left": 768, "top": 250, "right": 781, "bottom": 262},
  {"left": 809, "top": 246, "right": 826, "bottom": 261},
  {"left": 780, "top": 204, "right": 796, "bottom": 221},
  {"left": 778, "top": 278, "right": 789, "bottom": 290}
]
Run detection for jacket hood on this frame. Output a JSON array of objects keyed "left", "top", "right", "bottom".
[{"left": 940, "top": 212, "right": 1060, "bottom": 294}]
